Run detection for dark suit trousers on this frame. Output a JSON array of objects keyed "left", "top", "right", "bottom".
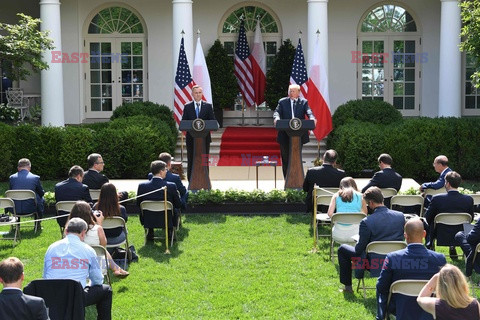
[
  {"left": 85, "top": 284, "right": 112, "bottom": 320},
  {"left": 455, "top": 231, "right": 475, "bottom": 275},
  {"left": 187, "top": 139, "right": 210, "bottom": 181},
  {"left": 338, "top": 244, "right": 357, "bottom": 286}
]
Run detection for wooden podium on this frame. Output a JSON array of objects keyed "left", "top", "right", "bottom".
[
  {"left": 275, "top": 119, "right": 315, "bottom": 189},
  {"left": 179, "top": 119, "right": 218, "bottom": 191}
]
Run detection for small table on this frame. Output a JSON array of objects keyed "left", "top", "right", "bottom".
[{"left": 255, "top": 160, "right": 277, "bottom": 189}]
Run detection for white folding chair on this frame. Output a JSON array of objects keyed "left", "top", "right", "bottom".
[
  {"left": 89, "top": 189, "right": 101, "bottom": 202},
  {"left": 433, "top": 212, "right": 473, "bottom": 256},
  {"left": 314, "top": 195, "right": 333, "bottom": 238},
  {"left": 6, "top": 88, "right": 30, "bottom": 120},
  {"left": 55, "top": 201, "right": 77, "bottom": 237},
  {"left": 0, "top": 198, "right": 20, "bottom": 244},
  {"left": 390, "top": 195, "right": 424, "bottom": 217},
  {"left": 357, "top": 241, "right": 407, "bottom": 298},
  {"left": 469, "top": 194, "right": 480, "bottom": 221},
  {"left": 90, "top": 244, "right": 112, "bottom": 286},
  {"left": 424, "top": 187, "right": 447, "bottom": 197},
  {"left": 385, "top": 280, "right": 429, "bottom": 319},
  {"left": 5, "top": 190, "right": 39, "bottom": 238},
  {"left": 329, "top": 212, "right": 365, "bottom": 261},
  {"left": 102, "top": 217, "right": 130, "bottom": 267}
]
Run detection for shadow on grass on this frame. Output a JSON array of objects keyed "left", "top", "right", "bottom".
[
  {"left": 137, "top": 227, "right": 189, "bottom": 263},
  {"left": 183, "top": 214, "right": 226, "bottom": 224}
]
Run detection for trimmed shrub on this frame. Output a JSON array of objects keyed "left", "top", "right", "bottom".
[
  {"left": 110, "top": 101, "right": 177, "bottom": 137},
  {"left": 455, "top": 118, "right": 480, "bottom": 180},
  {"left": 332, "top": 99, "right": 403, "bottom": 128},
  {"left": 0, "top": 122, "right": 15, "bottom": 180},
  {"left": 58, "top": 126, "right": 96, "bottom": 176}
]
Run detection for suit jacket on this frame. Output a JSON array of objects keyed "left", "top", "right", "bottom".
[
  {"left": 466, "top": 219, "right": 480, "bottom": 275},
  {"left": 181, "top": 100, "right": 216, "bottom": 145},
  {"left": 302, "top": 164, "right": 346, "bottom": 212},
  {"left": 425, "top": 190, "right": 474, "bottom": 245},
  {"left": 376, "top": 244, "right": 446, "bottom": 320},
  {"left": 9, "top": 169, "right": 45, "bottom": 214},
  {"left": 273, "top": 97, "right": 315, "bottom": 145},
  {"left": 82, "top": 169, "right": 109, "bottom": 190},
  {"left": 421, "top": 167, "right": 452, "bottom": 190},
  {"left": 55, "top": 178, "right": 92, "bottom": 203},
  {"left": 137, "top": 177, "right": 181, "bottom": 210},
  {"left": 361, "top": 168, "right": 403, "bottom": 193},
  {"left": 0, "top": 288, "right": 49, "bottom": 320},
  {"left": 148, "top": 171, "right": 188, "bottom": 209}
]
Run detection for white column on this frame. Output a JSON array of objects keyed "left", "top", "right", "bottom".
[
  {"left": 172, "top": 0, "right": 193, "bottom": 79},
  {"left": 438, "top": 0, "right": 461, "bottom": 117},
  {"left": 40, "top": 0, "right": 64, "bottom": 126},
  {"left": 307, "top": 0, "right": 328, "bottom": 76}
]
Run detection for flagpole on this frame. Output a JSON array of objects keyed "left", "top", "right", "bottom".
[{"left": 180, "top": 30, "right": 185, "bottom": 164}]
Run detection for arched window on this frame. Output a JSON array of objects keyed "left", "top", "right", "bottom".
[
  {"left": 361, "top": 4, "right": 417, "bottom": 33},
  {"left": 88, "top": 6, "right": 144, "bottom": 34}
]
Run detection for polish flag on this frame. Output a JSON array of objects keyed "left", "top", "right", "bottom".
[
  {"left": 308, "top": 36, "right": 332, "bottom": 140},
  {"left": 251, "top": 20, "right": 266, "bottom": 106},
  {"left": 193, "top": 36, "right": 212, "bottom": 103}
]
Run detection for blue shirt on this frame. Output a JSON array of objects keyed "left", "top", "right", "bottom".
[{"left": 43, "top": 234, "right": 103, "bottom": 288}]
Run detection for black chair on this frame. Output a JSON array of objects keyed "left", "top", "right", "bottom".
[{"left": 24, "top": 279, "right": 85, "bottom": 320}]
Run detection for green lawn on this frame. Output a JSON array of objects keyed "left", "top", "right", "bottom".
[{"left": 0, "top": 212, "right": 467, "bottom": 319}]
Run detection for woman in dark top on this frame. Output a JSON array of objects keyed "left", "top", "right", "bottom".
[
  {"left": 94, "top": 183, "right": 128, "bottom": 245},
  {"left": 417, "top": 264, "right": 480, "bottom": 319}
]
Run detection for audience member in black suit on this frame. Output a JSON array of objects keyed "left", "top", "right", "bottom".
[
  {"left": 83, "top": 153, "right": 128, "bottom": 201},
  {"left": 55, "top": 165, "right": 92, "bottom": 204},
  {"left": 337, "top": 187, "right": 405, "bottom": 293},
  {"left": 424, "top": 171, "right": 474, "bottom": 257},
  {"left": 181, "top": 85, "right": 216, "bottom": 181},
  {"left": 420, "top": 155, "right": 452, "bottom": 208},
  {"left": 273, "top": 84, "right": 317, "bottom": 178},
  {"left": 137, "top": 160, "right": 182, "bottom": 240},
  {"left": 376, "top": 218, "right": 446, "bottom": 320},
  {"left": 148, "top": 152, "right": 188, "bottom": 210},
  {"left": 0, "top": 257, "right": 49, "bottom": 320},
  {"left": 456, "top": 214, "right": 480, "bottom": 276},
  {"left": 303, "top": 149, "right": 346, "bottom": 213}
]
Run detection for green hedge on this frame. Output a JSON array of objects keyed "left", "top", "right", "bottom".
[
  {"left": 0, "top": 123, "right": 15, "bottom": 180},
  {"left": 329, "top": 117, "right": 480, "bottom": 181},
  {"left": 332, "top": 99, "right": 403, "bottom": 128}
]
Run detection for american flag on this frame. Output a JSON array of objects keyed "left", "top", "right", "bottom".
[
  {"left": 234, "top": 20, "right": 255, "bottom": 107},
  {"left": 174, "top": 37, "right": 194, "bottom": 125},
  {"left": 290, "top": 38, "right": 308, "bottom": 98}
]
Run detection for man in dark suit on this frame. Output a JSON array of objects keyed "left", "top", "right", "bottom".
[
  {"left": 338, "top": 187, "right": 405, "bottom": 293},
  {"left": 424, "top": 171, "right": 474, "bottom": 256},
  {"left": 420, "top": 155, "right": 452, "bottom": 210},
  {"left": 376, "top": 218, "right": 446, "bottom": 320},
  {"left": 455, "top": 215, "right": 480, "bottom": 277},
  {"left": 302, "top": 149, "right": 345, "bottom": 212},
  {"left": 9, "top": 158, "right": 45, "bottom": 218},
  {"left": 0, "top": 257, "right": 49, "bottom": 320},
  {"left": 137, "top": 160, "right": 182, "bottom": 240},
  {"left": 55, "top": 165, "right": 92, "bottom": 204},
  {"left": 181, "top": 85, "right": 216, "bottom": 181},
  {"left": 148, "top": 152, "right": 188, "bottom": 210},
  {"left": 273, "top": 84, "right": 317, "bottom": 178}
]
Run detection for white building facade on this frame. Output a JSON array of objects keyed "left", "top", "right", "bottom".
[{"left": 0, "top": 0, "right": 473, "bottom": 126}]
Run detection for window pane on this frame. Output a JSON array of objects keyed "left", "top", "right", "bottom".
[
  {"left": 122, "top": 85, "right": 132, "bottom": 97},
  {"left": 132, "top": 42, "right": 142, "bottom": 55},
  {"left": 405, "top": 69, "right": 415, "bottom": 81},
  {"left": 88, "top": 7, "right": 144, "bottom": 34},
  {"left": 102, "top": 99, "right": 112, "bottom": 111},
  {"left": 394, "top": 83, "right": 404, "bottom": 95},
  {"left": 91, "top": 99, "right": 101, "bottom": 111},
  {"left": 121, "top": 42, "right": 131, "bottom": 55},
  {"left": 101, "top": 71, "right": 111, "bottom": 83},
  {"left": 361, "top": 5, "right": 417, "bottom": 32},
  {"left": 362, "top": 41, "right": 373, "bottom": 54},
  {"left": 362, "top": 83, "right": 372, "bottom": 96},
  {"left": 393, "top": 97, "right": 403, "bottom": 109},
  {"left": 405, "top": 83, "right": 415, "bottom": 95},
  {"left": 102, "top": 85, "right": 112, "bottom": 97},
  {"left": 122, "top": 57, "right": 131, "bottom": 69},
  {"left": 405, "top": 97, "right": 415, "bottom": 109},
  {"left": 132, "top": 56, "right": 143, "bottom": 69},
  {"left": 133, "top": 70, "right": 143, "bottom": 83},
  {"left": 91, "top": 85, "right": 100, "bottom": 97},
  {"left": 91, "top": 71, "right": 100, "bottom": 83}
]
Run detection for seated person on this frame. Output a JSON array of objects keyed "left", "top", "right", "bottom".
[
  {"left": 137, "top": 160, "right": 181, "bottom": 240},
  {"left": 420, "top": 155, "right": 451, "bottom": 207},
  {"left": 55, "top": 165, "right": 92, "bottom": 204},
  {"left": 327, "top": 177, "right": 367, "bottom": 243},
  {"left": 424, "top": 171, "right": 474, "bottom": 257},
  {"left": 455, "top": 216, "right": 480, "bottom": 276},
  {"left": 44, "top": 218, "right": 112, "bottom": 320},
  {"left": 376, "top": 218, "right": 446, "bottom": 320},
  {"left": 337, "top": 187, "right": 405, "bottom": 293},
  {"left": 94, "top": 183, "right": 128, "bottom": 245},
  {"left": 0, "top": 257, "right": 49, "bottom": 320},
  {"left": 9, "top": 158, "right": 45, "bottom": 219}
]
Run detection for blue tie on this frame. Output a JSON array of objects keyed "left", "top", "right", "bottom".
[{"left": 195, "top": 103, "right": 200, "bottom": 118}]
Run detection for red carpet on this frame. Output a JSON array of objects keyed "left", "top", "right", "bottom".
[{"left": 217, "top": 127, "right": 282, "bottom": 166}]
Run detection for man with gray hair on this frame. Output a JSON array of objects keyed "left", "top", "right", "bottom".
[{"left": 44, "top": 217, "right": 112, "bottom": 320}]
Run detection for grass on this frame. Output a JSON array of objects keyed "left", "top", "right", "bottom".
[{"left": 0, "top": 212, "right": 467, "bottom": 320}]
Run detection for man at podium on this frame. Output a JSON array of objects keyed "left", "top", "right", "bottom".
[
  {"left": 181, "top": 85, "right": 216, "bottom": 181},
  {"left": 273, "top": 84, "right": 316, "bottom": 178}
]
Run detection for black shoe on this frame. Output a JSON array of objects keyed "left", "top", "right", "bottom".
[
  {"left": 449, "top": 246, "right": 458, "bottom": 260},
  {"left": 146, "top": 229, "right": 154, "bottom": 240}
]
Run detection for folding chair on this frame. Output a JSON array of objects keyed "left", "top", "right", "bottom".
[
  {"left": 140, "top": 200, "right": 177, "bottom": 251},
  {"left": 432, "top": 212, "right": 472, "bottom": 256},
  {"left": 90, "top": 244, "right": 112, "bottom": 286},
  {"left": 55, "top": 201, "right": 77, "bottom": 237},
  {"left": 314, "top": 186, "right": 339, "bottom": 196},
  {"left": 385, "top": 279, "right": 429, "bottom": 320},
  {"left": 329, "top": 212, "right": 365, "bottom": 261},
  {"left": 102, "top": 217, "right": 130, "bottom": 268},
  {"left": 0, "top": 198, "right": 20, "bottom": 243},
  {"left": 5, "top": 190, "right": 39, "bottom": 238},
  {"left": 357, "top": 241, "right": 407, "bottom": 298},
  {"left": 89, "top": 189, "right": 101, "bottom": 202},
  {"left": 424, "top": 187, "right": 447, "bottom": 197},
  {"left": 314, "top": 194, "right": 333, "bottom": 238},
  {"left": 390, "top": 195, "right": 424, "bottom": 217},
  {"left": 469, "top": 194, "right": 480, "bottom": 221},
  {"left": 6, "top": 88, "right": 30, "bottom": 120}
]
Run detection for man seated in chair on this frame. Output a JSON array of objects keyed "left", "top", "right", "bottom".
[
  {"left": 44, "top": 218, "right": 112, "bottom": 320},
  {"left": 376, "top": 218, "right": 446, "bottom": 320},
  {"left": 455, "top": 214, "right": 480, "bottom": 277},
  {"left": 420, "top": 155, "right": 451, "bottom": 208},
  {"left": 137, "top": 160, "right": 182, "bottom": 240},
  {"left": 9, "top": 158, "right": 45, "bottom": 219},
  {"left": 424, "top": 171, "right": 474, "bottom": 258},
  {"left": 55, "top": 166, "right": 92, "bottom": 204},
  {"left": 337, "top": 187, "right": 405, "bottom": 293},
  {"left": 148, "top": 152, "right": 188, "bottom": 210},
  {"left": 0, "top": 257, "right": 49, "bottom": 320}
]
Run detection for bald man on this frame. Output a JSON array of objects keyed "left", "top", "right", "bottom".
[
  {"left": 420, "top": 155, "right": 451, "bottom": 193},
  {"left": 376, "top": 218, "right": 446, "bottom": 320}
]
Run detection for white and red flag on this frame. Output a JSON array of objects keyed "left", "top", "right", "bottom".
[
  {"left": 251, "top": 19, "right": 266, "bottom": 106},
  {"left": 193, "top": 36, "right": 212, "bottom": 103}
]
